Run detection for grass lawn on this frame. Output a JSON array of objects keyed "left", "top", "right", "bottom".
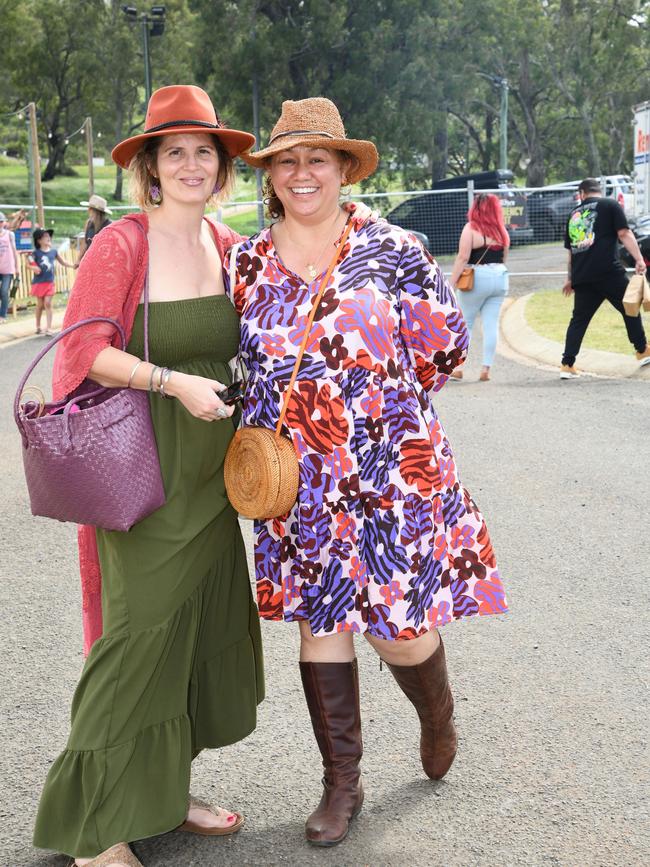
[
  {"left": 526, "top": 290, "right": 648, "bottom": 355},
  {"left": 0, "top": 160, "right": 262, "bottom": 237}
]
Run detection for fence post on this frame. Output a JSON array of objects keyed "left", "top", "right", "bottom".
[
  {"left": 28, "top": 102, "right": 45, "bottom": 227},
  {"left": 467, "top": 180, "right": 474, "bottom": 211}
]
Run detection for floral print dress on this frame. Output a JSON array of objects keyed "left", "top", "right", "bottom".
[{"left": 226, "top": 208, "right": 508, "bottom": 640}]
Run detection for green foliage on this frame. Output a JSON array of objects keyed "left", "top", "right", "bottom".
[{"left": 1, "top": 0, "right": 650, "bottom": 189}]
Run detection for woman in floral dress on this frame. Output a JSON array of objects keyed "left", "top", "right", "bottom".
[{"left": 228, "top": 98, "right": 508, "bottom": 847}]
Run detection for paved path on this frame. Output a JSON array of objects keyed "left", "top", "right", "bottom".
[{"left": 1, "top": 325, "right": 648, "bottom": 866}]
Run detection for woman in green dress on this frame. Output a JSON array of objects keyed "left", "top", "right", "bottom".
[{"left": 33, "top": 86, "right": 264, "bottom": 867}]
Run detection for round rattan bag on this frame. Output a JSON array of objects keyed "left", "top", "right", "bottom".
[
  {"left": 224, "top": 427, "right": 299, "bottom": 519},
  {"left": 224, "top": 220, "right": 352, "bottom": 521}
]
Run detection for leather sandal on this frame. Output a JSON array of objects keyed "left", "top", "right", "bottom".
[
  {"left": 69, "top": 842, "right": 142, "bottom": 867},
  {"left": 177, "top": 794, "right": 244, "bottom": 836}
]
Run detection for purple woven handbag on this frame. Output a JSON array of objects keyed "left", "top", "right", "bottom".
[{"left": 14, "top": 278, "right": 165, "bottom": 531}]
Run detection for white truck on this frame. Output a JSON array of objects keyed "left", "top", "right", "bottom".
[{"left": 633, "top": 101, "right": 650, "bottom": 217}]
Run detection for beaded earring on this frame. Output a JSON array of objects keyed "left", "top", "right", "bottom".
[
  {"left": 150, "top": 183, "right": 161, "bottom": 204},
  {"left": 212, "top": 182, "right": 222, "bottom": 195}
]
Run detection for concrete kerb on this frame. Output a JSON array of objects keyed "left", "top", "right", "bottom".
[
  {"left": 0, "top": 309, "right": 67, "bottom": 348},
  {"left": 499, "top": 293, "right": 650, "bottom": 381},
  {"left": 3, "top": 295, "right": 649, "bottom": 384}
]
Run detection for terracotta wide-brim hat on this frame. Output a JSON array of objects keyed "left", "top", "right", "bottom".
[
  {"left": 241, "top": 97, "right": 378, "bottom": 184},
  {"left": 111, "top": 85, "right": 256, "bottom": 170}
]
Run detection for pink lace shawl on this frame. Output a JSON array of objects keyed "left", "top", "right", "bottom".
[{"left": 53, "top": 211, "right": 242, "bottom": 655}]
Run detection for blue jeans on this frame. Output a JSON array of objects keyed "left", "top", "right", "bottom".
[
  {"left": 0, "top": 273, "right": 12, "bottom": 319},
  {"left": 457, "top": 264, "right": 508, "bottom": 366}
]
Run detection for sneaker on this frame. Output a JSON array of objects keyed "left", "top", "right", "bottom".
[
  {"left": 560, "top": 364, "right": 580, "bottom": 379},
  {"left": 636, "top": 346, "right": 650, "bottom": 367}
]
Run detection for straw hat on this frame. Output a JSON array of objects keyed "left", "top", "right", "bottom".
[
  {"left": 80, "top": 194, "right": 112, "bottom": 214},
  {"left": 111, "top": 85, "right": 256, "bottom": 169},
  {"left": 241, "top": 97, "right": 378, "bottom": 184}
]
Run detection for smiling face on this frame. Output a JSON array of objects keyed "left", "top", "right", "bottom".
[
  {"left": 268, "top": 146, "right": 348, "bottom": 222},
  {"left": 152, "top": 133, "right": 220, "bottom": 206}
]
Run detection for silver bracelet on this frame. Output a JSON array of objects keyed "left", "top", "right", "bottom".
[
  {"left": 159, "top": 368, "right": 173, "bottom": 399},
  {"left": 148, "top": 365, "right": 161, "bottom": 392},
  {"left": 127, "top": 360, "right": 143, "bottom": 388}
]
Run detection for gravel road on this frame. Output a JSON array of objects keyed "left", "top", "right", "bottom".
[{"left": 1, "top": 334, "right": 648, "bottom": 867}]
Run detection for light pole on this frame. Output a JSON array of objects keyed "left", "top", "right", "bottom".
[
  {"left": 478, "top": 72, "right": 509, "bottom": 172},
  {"left": 121, "top": 5, "right": 167, "bottom": 104}
]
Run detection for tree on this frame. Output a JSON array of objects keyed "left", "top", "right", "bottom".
[
  {"left": 4, "top": 0, "right": 106, "bottom": 179},
  {"left": 540, "top": 0, "right": 649, "bottom": 177}
]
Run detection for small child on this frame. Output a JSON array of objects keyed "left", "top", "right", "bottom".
[{"left": 27, "top": 228, "right": 76, "bottom": 336}]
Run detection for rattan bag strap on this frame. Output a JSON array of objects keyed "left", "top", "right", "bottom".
[{"left": 274, "top": 218, "right": 352, "bottom": 438}]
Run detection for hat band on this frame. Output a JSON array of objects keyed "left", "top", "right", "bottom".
[
  {"left": 268, "top": 129, "right": 337, "bottom": 144},
  {"left": 144, "top": 118, "right": 223, "bottom": 133}
]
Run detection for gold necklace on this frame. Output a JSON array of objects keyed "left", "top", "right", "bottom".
[{"left": 284, "top": 210, "right": 346, "bottom": 280}]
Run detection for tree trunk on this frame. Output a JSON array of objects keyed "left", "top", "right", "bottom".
[
  {"left": 514, "top": 49, "right": 546, "bottom": 186},
  {"left": 43, "top": 134, "right": 68, "bottom": 181},
  {"left": 483, "top": 110, "right": 494, "bottom": 171},
  {"left": 430, "top": 110, "right": 448, "bottom": 184},
  {"left": 580, "top": 103, "right": 602, "bottom": 177}
]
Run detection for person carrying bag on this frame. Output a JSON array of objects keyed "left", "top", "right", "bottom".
[
  {"left": 30, "top": 85, "right": 264, "bottom": 867},
  {"left": 449, "top": 194, "right": 510, "bottom": 382}
]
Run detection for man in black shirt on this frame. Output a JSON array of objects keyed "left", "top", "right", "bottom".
[{"left": 560, "top": 177, "right": 649, "bottom": 378}]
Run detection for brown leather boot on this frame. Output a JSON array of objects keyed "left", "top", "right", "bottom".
[
  {"left": 299, "top": 659, "right": 364, "bottom": 846},
  {"left": 387, "top": 638, "right": 457, "bottom": 779}
]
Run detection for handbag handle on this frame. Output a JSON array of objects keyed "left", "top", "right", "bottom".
[
  {"left": 15, "top": 219, "right": 153, "bottom": 439},
  {"left": 132, "top": 220, "right": 151, "bottom": 362},
  {"left": 13, "top": 316, "right": 127, "bottom": 443},
  {"left": 274, "top": 219, "right": 352, "bottom": 438}
]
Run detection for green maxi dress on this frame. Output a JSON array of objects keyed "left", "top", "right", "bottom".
[{"left": 34, "top": 296, "right": 264, "bottom": 858}]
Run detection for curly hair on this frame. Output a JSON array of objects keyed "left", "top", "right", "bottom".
[
  {"left": 127, "top": 134, "right": 236, "bottom": 211},
  {"left": 261, "top": 148, "right": 357, "bottom": 220}
]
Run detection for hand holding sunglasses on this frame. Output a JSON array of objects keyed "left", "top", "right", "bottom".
[{"left": 216, "top": 380, "right": 244, "bottom": 406}]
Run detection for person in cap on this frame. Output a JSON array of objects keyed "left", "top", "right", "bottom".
[
  {"left": 229, "top": 97, "right": 508, "bottom": 847},
  {"left": 27, "top": 228, "right": 76, "bottom": 335},
  {"left": 78, "top": 193, "right": 113, "bottom": 260},
  {"left": 0, "top": 210, "right": 20, "bottom": 322},
  {"left": 560, "top": 177, "right": 650, "bottom": 378},
  {"left": 33, "top": 85, "right": 264, "bottom": 867}
]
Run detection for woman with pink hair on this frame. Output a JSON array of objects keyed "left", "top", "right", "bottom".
[{"left": 449, "top": 193, "right": 510, "bottom": 381}]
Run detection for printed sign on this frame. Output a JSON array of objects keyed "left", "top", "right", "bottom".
[{"left": 633, "top": 101, "right": 650, "bottom": 217}]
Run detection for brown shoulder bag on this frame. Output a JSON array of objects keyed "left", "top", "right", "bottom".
[{"left": 457, "top": 237, "right": 489, "bottom": 291}]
